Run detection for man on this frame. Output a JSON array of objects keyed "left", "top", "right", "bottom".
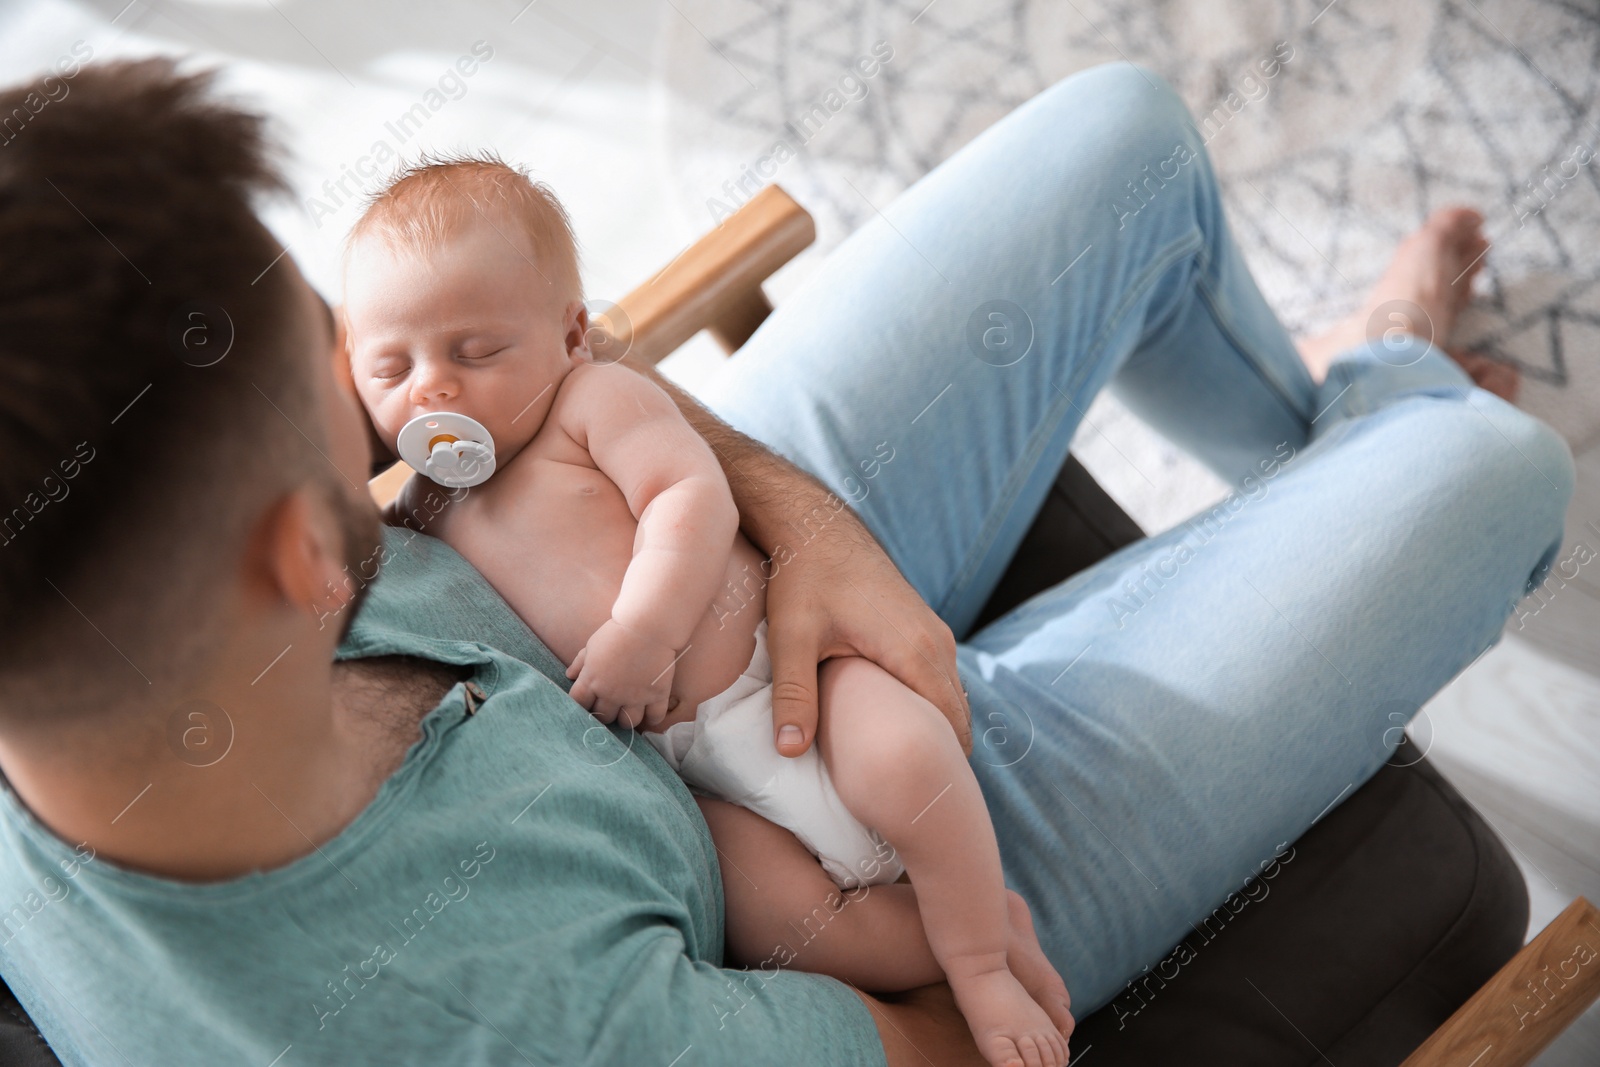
[
  {"left": 0, "top": 56, "right": 1571, "bottom": 1066},
  {"left": 0, "top": 57, "right": 972, "bottom": 1066}
]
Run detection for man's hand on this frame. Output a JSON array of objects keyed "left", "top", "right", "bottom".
[
  {"left": 855, "top": 982, "right": 989, "bottom": 1066},
  {"left": 566, "top": 618, "right": 679, "bottom": 729},
  {"left": 624, "top": 359, "right": 972, "bottom": 759},
  {"left": 764, "top": 504, "right": 971, "bottom": 758}
]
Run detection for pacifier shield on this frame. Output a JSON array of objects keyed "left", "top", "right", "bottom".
[{"left": 396, "top": 411, "right": 497, "bottom": 488}]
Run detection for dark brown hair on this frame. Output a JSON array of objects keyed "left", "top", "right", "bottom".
[{"left": 0, "top": 58, "right": 321, "bottom": 704}]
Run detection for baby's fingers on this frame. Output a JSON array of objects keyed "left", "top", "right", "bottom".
[
  {"left": 565, "top": 647, "right": 587, "bottom": 680},
  {"left": 640, "top": 699, "right": 670, "bottom": 729},
  {"left": 590, "top": 695, "right": 623, "bottom": 725}
]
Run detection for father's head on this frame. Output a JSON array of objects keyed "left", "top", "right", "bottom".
[{"left": 0, "top": 58, "right": 379, "bottom": 721}]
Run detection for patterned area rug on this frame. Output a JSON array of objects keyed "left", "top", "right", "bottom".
[{"left": 659, "top": 0, "right": 1600, "bottom": 461}]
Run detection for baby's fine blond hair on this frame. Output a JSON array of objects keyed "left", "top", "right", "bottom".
[{"left": 347, "top": 152, "right": 582, "bottom": 304}]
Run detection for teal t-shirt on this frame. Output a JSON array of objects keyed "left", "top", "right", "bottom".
[{"left": 0, "top": 526, "right": 884, "bottom": 1065}]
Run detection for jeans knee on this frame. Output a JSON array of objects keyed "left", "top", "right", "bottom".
[
  {"left": 1427, "top": 396, "right": 1574, "bottom": 575},
  {"left": 1075, "top": 61, "right": 1186, "bottom": 115},
  {"left": 1499, "top": 409, "right": 1575, "bottom": 588},
  {"left": 1042, "top": 63, "right": 1206, "bottom": 231},
  {"left": 1477, "top": 400, "right": 1571, "bottom": 514},
  {"left": 1043, "top": 61, "right": 1195, "bottom": 150}
]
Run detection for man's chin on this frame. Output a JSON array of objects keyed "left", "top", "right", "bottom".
[{"left": 336, "top": 492, "right": 386, "bottom": 644}]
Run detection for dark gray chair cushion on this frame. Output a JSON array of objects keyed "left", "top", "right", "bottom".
[
  {"left": 1068, "top": 744, "right": 1527, "bottom": 1064},
  {"left": 0, "top": 983, "right": 55, "bottom": 1067},
  {"left": 0, "top": 456, "right": 1526, "bottom": 1065}
]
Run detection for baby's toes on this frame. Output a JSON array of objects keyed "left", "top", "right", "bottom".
[
  {"left": 1039, "top": 983, "right": 1074, "bottom": 1040},
  {"left": 982, "top": 1034, "right": 1024, "bottom": 1067},
  {"left": 1015, "top": 1034, "right": 1047, "bottom": 1067},
  {"left": 1025, "top": 1031, "right": 1065, "bottom": 1067}
]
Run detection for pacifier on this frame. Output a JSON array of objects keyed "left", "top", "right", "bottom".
[{"left": 395, "top": 411, "right": 497, "bottom": 488}]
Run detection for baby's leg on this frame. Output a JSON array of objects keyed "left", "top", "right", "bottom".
[
  {"left": 695, "top": 796, "right": 943, "bottom": 990},
  {"left": 818, "top": 658, "right": 1072, "bottom": 1067},
  {"left": 696, "top": 795, "right": 1075, "bottom": 1039}
]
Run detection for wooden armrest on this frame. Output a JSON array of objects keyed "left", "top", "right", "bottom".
[
  {"left": 369, "top": 454, "right": 412, "bottom": 510},
  {"left": 1403, "top": 896, "right": 1600, "bottom": 1066},
  {"left": 606, "top": 184, "right": 815, "bottom": 366},
  {"left": 369, "top": 184, "right": 815, "bottom": 506}
]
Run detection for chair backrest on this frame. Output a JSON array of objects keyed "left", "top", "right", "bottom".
[{"left": 367, "top": 185, "right": 816, "bottom": 508}]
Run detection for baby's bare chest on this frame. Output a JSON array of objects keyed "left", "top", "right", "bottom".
[
  {"left": 466, "top": 435, "right": 633, "bottom": 544},
  {"left": 429, "top": 438, "right": 640, "bottom": 661}
]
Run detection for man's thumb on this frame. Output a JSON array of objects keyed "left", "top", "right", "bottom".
[{"left": 766, "top": 626, "right": 821, "bottom": 758}]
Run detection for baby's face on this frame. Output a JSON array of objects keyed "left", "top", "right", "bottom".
[{"left": 344, "top": 216, "right": 583, "bottom": 462}]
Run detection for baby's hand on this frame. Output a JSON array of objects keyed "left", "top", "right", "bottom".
[{"left": 566, "top": 619, "right": 680, "bottom": 729}]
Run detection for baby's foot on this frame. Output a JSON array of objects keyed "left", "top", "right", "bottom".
[
  {"left": 1003, "top": 891, "right": 1075, "bottom": 1041},
  {"left": 946, "top": 954, "right": 1070, "bottom": 1067}
]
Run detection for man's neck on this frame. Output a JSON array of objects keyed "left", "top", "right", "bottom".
[{"left": 0, "top": 639, "right": 384, "bottom": 882}]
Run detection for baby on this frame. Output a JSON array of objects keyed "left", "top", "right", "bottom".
[{"left": 343, "top": 155, "right": 1072, "bottom": 1067}]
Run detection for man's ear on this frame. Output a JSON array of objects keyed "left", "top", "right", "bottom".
[
  {"left": 249, "top": 488, "right": 352, "bottom": 626},
  {"left": 564, "top": 301, "right": 592, "bottom": 366}
]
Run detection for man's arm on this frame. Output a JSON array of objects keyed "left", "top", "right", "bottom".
[
  {"left": 623, "top": 355, "right": 972, "bottom": 758},
  {"left": 857, "top": 985, "right": 988, "bottom": 1066}
]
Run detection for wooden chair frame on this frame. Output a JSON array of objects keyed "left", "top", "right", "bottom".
[{"left": 365, "top": 184, "right": 1600, "bottom": 1065}]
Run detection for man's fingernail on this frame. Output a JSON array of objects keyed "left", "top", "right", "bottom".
[{"left": 778, "top": 725, "right": 803, "bottom": 746}]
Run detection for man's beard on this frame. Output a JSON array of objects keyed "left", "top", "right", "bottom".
[{"left": 331, "top": 483, "right": 385, "bottom": 646}]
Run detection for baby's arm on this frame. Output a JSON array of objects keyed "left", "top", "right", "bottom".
[{"left": 556, "top": 362, "right": 740, "bottom": 725}]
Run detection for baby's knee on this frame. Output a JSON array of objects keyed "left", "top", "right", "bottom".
[{"left": 820, "top": 658, "right": 959, "bottom": 794}]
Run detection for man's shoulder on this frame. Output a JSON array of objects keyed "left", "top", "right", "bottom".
[{"left": 0, "top": 716, "right": 712, "bottom": 1067}]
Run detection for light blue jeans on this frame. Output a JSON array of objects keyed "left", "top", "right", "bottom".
[{"left": 699, "top": 63, "right": 1575, "bottom": 1015}]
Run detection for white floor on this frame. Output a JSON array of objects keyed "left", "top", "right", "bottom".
[{"left": 4, "top": 0, "right": 1597, "bottom": 1059}]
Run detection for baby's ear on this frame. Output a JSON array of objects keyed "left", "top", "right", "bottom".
[
  {"left": 572, "top": 300, "right": 633, "bottom": 367},
  {"left": 563, "top": 300, "right": 592, "bottom": 364}
]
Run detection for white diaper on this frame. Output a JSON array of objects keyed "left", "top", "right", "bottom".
[{"left": 643, "top": 620, "right": 906, "bottom": 890}]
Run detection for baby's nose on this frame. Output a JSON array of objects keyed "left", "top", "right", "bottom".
[{"left": 409, "top": 368, "right": 458, "bottom": 403}]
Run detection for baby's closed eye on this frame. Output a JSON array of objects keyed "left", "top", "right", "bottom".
[
  {"left": 456, "top": 339, "right": 513, "bottom": 361},
  {"left": 370, "top": 356, "right": 410, "bottom": 381}
]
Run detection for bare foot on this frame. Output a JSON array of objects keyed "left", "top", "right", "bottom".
[
  {"left": 946, "top": 950, "right": 1070, "bottom": 1067},
  {"left": 1447, "top": 347, "right": 1521, "bottom": 403},
  {"left": 1003, "top": 891, "right": 1075, "bottom": 1041},
  {"left": 1295, "top": 206, "right": 1519, "bottom": 401}
]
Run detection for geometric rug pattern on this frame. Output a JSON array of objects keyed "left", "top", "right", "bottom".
[{"left": 661, "top": 0, "right": 1600, "bottom": 447}]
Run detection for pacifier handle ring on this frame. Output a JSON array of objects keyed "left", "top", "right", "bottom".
[{"left": 396, "top": 411, "right": 498, "bottom": 489}]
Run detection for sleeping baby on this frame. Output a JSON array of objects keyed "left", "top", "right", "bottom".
[{"left": 342, "top": 155, "right": 1073, "bottom": 1067}]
